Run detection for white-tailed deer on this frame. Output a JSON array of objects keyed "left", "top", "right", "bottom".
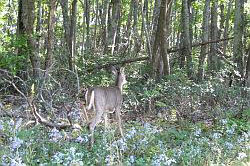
[{"left": 85, "top": 67, "right": 127, "bottom": 146}]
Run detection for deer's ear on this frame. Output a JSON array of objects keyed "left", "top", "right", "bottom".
[
  {"left": 120, "top": 67, "right": 125, "bottom": 73},
  {"left": 111, "top": 66, "right": 118, "bottom": 75}
]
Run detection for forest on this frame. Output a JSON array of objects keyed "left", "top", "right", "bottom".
[{"left": 0, "top": 0, "right": 249, "bottom": 165}]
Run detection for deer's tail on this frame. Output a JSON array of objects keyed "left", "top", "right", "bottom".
[{"left": 85, "top": 89, "right": 95, "bottom": 111}]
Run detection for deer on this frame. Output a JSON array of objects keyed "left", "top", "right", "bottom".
[{"left": 85, "top": 67, "right": 127, "bottom": 146}]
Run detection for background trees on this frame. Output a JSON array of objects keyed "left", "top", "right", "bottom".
[
  {"left": 0, "top": 0, "right": 249, "bottom": 84},
  {"left": 0, "top": 0, "right": 249, "bottom": 115},
  {"left": 0, "top": 0, "right": 249, "bottom": 119},
  {"left": 0, "top": 0, "right": 249, "bottom": 79}
]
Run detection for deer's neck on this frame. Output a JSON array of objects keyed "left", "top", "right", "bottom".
[
  {"left": 118, "top": 83, "right": 124, "bottom": 92},
  {"left": 115, "top": 77, "right": 124, "bottom": 92}
]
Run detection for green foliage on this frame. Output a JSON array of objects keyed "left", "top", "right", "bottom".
[
  {"left": 0, "top": 52, "right": 26, "bottom": 74},
  {"left": 78, "top": 53, "right": 128, "bottom": 86},
  {"left": 125, "top": 69, "right": 249, "bottom": 123},
  {"left": 0, "top": 35, "right": 28, "bottom": 75}
]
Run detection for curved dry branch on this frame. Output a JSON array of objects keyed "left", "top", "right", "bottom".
[
  {"left": 1, "top": 70, "right": 74, "bottom": 130},
  {"left": 31, "top": 102, "right": 72, "bottom": 129}
]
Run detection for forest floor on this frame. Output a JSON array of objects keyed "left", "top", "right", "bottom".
[
  {"left": 0, "top": 101, "right": 249, "bottom": 166},
  {"left": 0, "top": 77, "right": 250, "bottom": 165}
]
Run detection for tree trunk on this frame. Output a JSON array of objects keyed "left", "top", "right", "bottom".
[
  {"left": 70, "top": 0, "right": 77, "bottom": 70},
  {"left": 93, "top": 0, "right": 99, "bottom": 49},
  {"left": 171, "top": 1, "right": 177, "bottom": 47},
  {"left": 151, "top": 0, "right": 172, "bottom": 77},
  {"left": 188, "top": 0, "right": 193, "bottom": 46},
  {"left": 22, "top": 0, "right": 41, "bottom": 79},
  {"left": 246, "top": 45, "right": 250, "bottom": 87},
  {"left": 219, "top": 3, "right": 224, "bottom": 39},
  {"left": 81, "top": 0, "right": 85, "bottom": 55},
  {"left": 84, "top": 0, "right": 90, "bottom": 50},
  {"left": 141, "top": 0, "right": 152, "bottom": 59},
  {"left": 233, "top": 0, "right": 244, "bottom": 78},
  {"left": 45, "top": 0, "right": 57, "bottom": 77},
  {"left": 17, "top": 0, "right": 26, "bottom": 78},
  {"left": 162, "top": 0, "right": 172, "bottom": 76},
  {"left": 101, "top": 0, "right": 109, "bottom": 52},
  {"left": 36, "top": 0, "right": 42, "bottom": 55},
  {"left": 180, "top": 0, "right": 193, "bottom": 79},
  {"left": 223, "top": 0, "right": 232, "bottom": 55},
  {"left": 110, "top": 0, "right": 121, "bottom": 56},
  {"left": 60, "top": 0, "right": 72, "bottom": 70},
  {"left": 197, "top": 0, "right": 210, "bottom": 81},
  {"left": 150, "top": 0, "right": 160, "bottom": 61},
  {"left": 132, "top": 0, "right": 140, "bottom": 54},
  {"left": 209, "top": 0, "right": 220, "bottom": 72},
  {"left": 151, "top": 0, "right": 160, "bottom": 33},
  {"left": 192, "top": 8, "right": 198, "bottom": 43},
  {"left": 126, "top": 0, "right": 134, "bottom": 55}
]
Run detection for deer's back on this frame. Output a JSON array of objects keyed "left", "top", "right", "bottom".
[{"left": 89, "top": 86, "right": 122, "bottom": 112}]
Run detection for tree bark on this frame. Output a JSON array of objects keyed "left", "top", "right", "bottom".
[
  {"left": 141, "top": 0, "right": 152, "bottom": 59},
  {"left": 197, "top": 0, "right": 210, "bottom": 81},
  {"left": 246, "top": 45, "right": 250, "bottom": 87},
  {"left": 60, "top": 0, "right": 72, "bottom": 70},
  {"left": 22, "top": 0, "right": 41, "bottom": 79},
  {"left": 188, "top": 0, "right": 193, "bottom": 46},
  {"left": 17, "top": 0, "right": 26, "bottom": 78},
  {"left": 110, "top": 0, "right": 121, "bottom": 56},
  {"left": 180, "top": 0, "right": 193, "bottom": 78},
  {"left": 151, "top": 0, "right": 172, "bottom": 77},
  {"left": 70, "top": 0, "right": 78, "bottom": 70},
  {"left": 93, "top": 0, "right": 99, "bottom": 48},
  {"left": 79, "top": 0, "right": 85, "bottom": 54},
  {"left": 219, "top": 3, "right": 224, "bottom": 39},
  {"left": 223, "top": 0, "right": 232, "bottom": 55},
  {"left": 36, "top": 0, "right": 42, "bottom": 55},
  {"left": 84, "top": 0, "right": 90, "bottom": 50},
  {"left": 132, "top": 0, "right": 140, "bottom": 54},
  {"left": 126, "top": 0, "right": 134, "bottom": 55},
  {"left": 44, "top": 0, "right": 57, "bottom": 76},
  {"left": 162, "top": 0, "right": 172, "bottom": 76},
  {"left": 102, "top": 0, "right": 110, "bottom": 54},
  {"left": 209, "top": 0, "right": 220, "bottom": 72},
  {"left": 233, "top": 0, "right": 244, "bottom": 77}
]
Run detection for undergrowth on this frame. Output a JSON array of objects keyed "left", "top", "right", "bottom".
[
  {"left": 0, "top": 113, "right": 249, "bottom": 166},
  {"left": 0, "top": 69, "right": 250, "bottom": 166}
]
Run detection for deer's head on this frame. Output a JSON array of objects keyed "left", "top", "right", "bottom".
[{"left": 112, "top": 66, "right": 127, "bottom": 90}]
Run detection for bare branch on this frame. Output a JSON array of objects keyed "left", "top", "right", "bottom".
[
  {"left": 86, "top": 37, "right": 236, "bottom": 72},
  {"left": 31, "top": 102, "right": 72, "bottom": 129},
  {"left": 2, "top": 78, "right": 28, "bottom": 102},
  {"left": 86, "top": 56, "right": 149, "bottom": 72}
]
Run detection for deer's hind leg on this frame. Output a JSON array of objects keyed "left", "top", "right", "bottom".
[
  {"left": 89, "top": 109, "right": 103, "bottom": 146},
  {"left": 104, "top": 112, "right": 109, "bottom": 131},
  {"left": 82, "top": 105, "right": 89, "bottom": 122}
]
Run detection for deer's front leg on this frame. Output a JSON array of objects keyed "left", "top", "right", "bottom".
[
  {"left": 89, "top": 110, "right": 103, "bottom": 146},
  {"left": 115, "top": 109, "right": 123, "bottom": 137}
]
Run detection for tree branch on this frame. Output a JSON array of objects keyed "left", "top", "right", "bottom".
[
  {"left": 31, "top": 102, "right": 72, "bottom": 129},
  {"left": 86, "top": 37, "right": 236, "bottom": 72},
  {"left": 86, "top": 56, "right": 149, "bottom": 72},
  {"left": 167, "top": 37, "right": 234, "bottom": 53}
]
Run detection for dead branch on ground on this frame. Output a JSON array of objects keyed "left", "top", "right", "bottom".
[{"left": 0, "top": 70, "right": 78, "bottom": 130}]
